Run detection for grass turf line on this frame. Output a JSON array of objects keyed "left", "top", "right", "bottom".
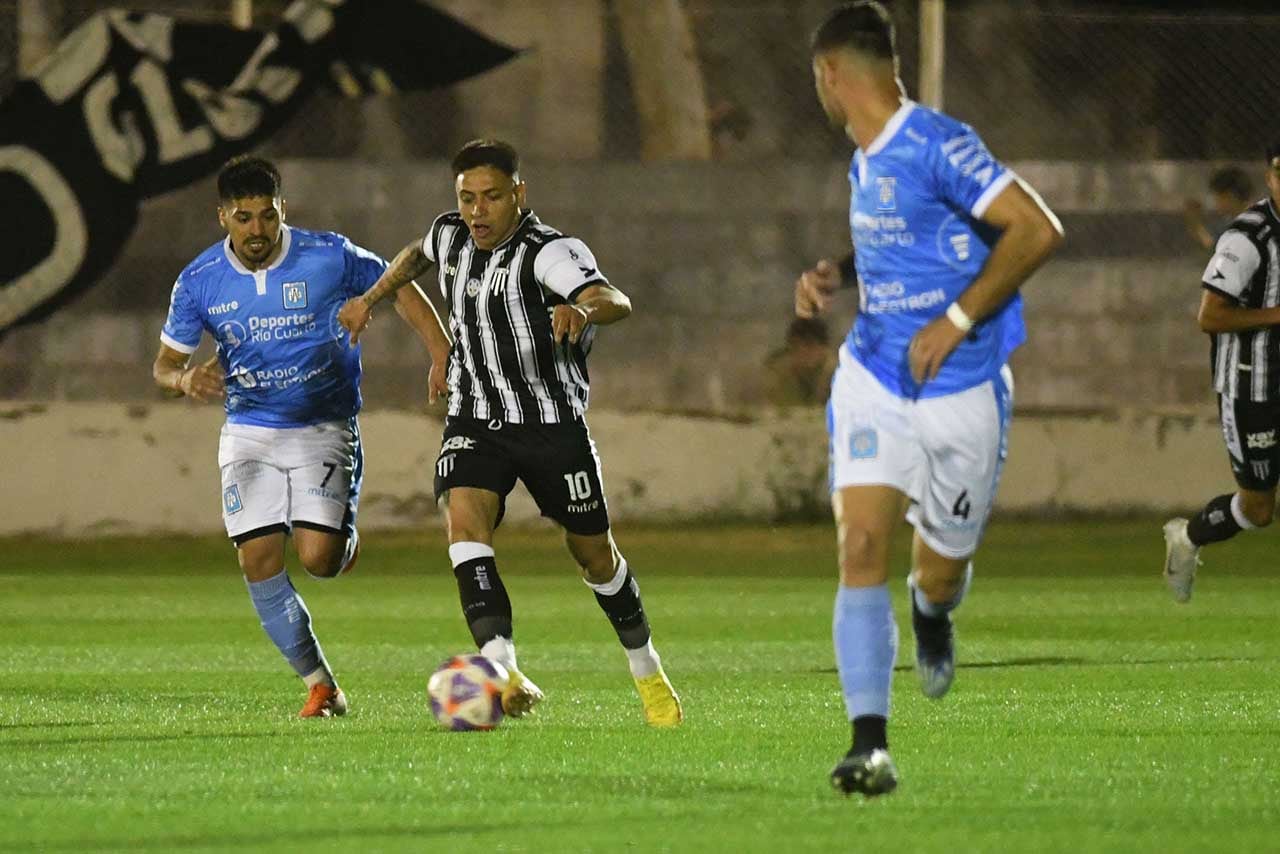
[{"left": 1, "top": 520, "right": 1277, "bottom": 852}]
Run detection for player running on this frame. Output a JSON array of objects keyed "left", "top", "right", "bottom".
[
  {"left": 1163, "top": 141, "right": 1280, "bottom": 601},
  {"left": 796, "top": 2, "right": 1063, "bottom": 796},
  {"left": 152, "top": 156, "right": 449, "bottom": 718},
  {"left": 337, "top": 139, "right": 682, "bottom": 727}
]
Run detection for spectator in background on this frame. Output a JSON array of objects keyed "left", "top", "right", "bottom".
[
  {"left": 1184, "top": 167, "right": 1253, "bottom": 253},
  {"left": 763, "top": 317, "right": 837, "bottom": 407}
]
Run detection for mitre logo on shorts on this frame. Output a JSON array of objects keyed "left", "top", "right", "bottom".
[
  {"left": 1246, "top": 430, "right": 1276, "bottom": 450},
  {"left": 223, "top": 484, "right": 243, "bottom": 515}
]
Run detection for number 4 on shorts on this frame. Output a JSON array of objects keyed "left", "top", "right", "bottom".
[{"left": 952, "top": 490, "right": 971, "bottom": 520}]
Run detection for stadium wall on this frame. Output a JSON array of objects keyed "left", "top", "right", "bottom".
[
  {"left": 2, "top": 403, "right": 1230, "bottom": 536},
  {"left": 0, "top": 159, "right": 1228, "bottom": 413}
]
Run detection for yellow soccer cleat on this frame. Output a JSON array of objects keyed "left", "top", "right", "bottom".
[
  {"left": 501, "top": 667, "right": 544, "bottom": 718},
  {"left": 634, "top": 670, "right": 683, "bottom": 727}
]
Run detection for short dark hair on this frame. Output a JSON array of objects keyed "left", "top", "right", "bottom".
[
  {"left": 452, "top": 139, "right": 520, "bottom": 178},
  {"left": 811, "top": 1, "right": 896, "bottom": 61},
  {"left": 1209, "top": 167, "right": 1251, "bottom": 201},
  {"left": 217, "top": 155, "right": 281, "bottom": 201},
  {"left": 1267, "top": 139, "right": 1280, "bottom": 166},
  {"left": 786, "top": 317, "right": 830, "bottom": 346}
]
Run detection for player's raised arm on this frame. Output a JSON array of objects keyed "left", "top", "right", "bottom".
[
  {"left": 338, "top": 237, "right": 436, "bottom": 344},
  {"left": 152, "top": 344, "right": 225, "bottom": 402},
  {"left": 909, "top": 179, "right": 1064, "bottom": 383},
  {"left": 392, "top": 282, "right": 452, "bottom": 403}
]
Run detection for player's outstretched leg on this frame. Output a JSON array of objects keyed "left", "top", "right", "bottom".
[
  {"left": 908, "top": 561, "right": 971, "bottom": 699},
  {"left": 244, "top": 568, "right": 346, "bottom": 718},
  {"left": 449, "top": 541, "right": 542, "bottom": 717},
  {"left": 830, "top": 584, "right": 899, "bottom": 797}
]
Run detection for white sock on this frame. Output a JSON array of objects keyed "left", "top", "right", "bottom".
[
  {"left": 625, "top": 640, "right": 661, "bottom": 679},
  {"left": 302, "top": 665, "right": 334, "bottom": 689},
  {"left": 481, "top": 636, "right": 517, "bottom": 673}
]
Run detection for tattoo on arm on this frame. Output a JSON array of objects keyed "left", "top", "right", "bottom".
[{"left": 363, "top": 240, "right": 434, "bottom": 307}]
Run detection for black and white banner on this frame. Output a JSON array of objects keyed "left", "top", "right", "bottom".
[{"left": 0, "top": 0, "right": 516, "bottom": 332}]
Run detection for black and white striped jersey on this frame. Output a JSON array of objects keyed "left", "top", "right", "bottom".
[
  {"left": 1203, "top": 199, "right": 1280, "bottom": 401},
  {"left": 422, "top": 210, "right": 609, "bottom": 423}
]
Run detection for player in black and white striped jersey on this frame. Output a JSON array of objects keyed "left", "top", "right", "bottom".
[
  {"left": 338, "top": 139, "right": 682, "bottom": 726},
  {"left": 1164, "top": 139, "right": 1280, "bottom": 602}
]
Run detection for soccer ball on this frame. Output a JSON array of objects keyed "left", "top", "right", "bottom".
[{"left": 427, "top": 654, "right": 509, "bottom": 731}]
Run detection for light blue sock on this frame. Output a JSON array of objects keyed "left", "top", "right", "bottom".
[
  {"left": 246, "top": 570, "right": 328, "bottom": 678},
  {"left": 833, "top": 584, "right": 898, "bottom": 719}
]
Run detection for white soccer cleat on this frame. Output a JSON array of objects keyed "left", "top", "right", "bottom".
[{"left": 1162, "top": 518, "right": 1201, "bottom": 603}]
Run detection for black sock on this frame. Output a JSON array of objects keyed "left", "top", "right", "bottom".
[
  {"left": 852, "top": 715, "right": 888, "bottom": 754},
  {"left": 453, "top": 556, "right": 512, "bottom": 647},
  {"left": 592, "top": 567, "right": 651, "bottom": 650},
  {"left": 1185, "top": 493, "right": 1244, "bottom": 546}
]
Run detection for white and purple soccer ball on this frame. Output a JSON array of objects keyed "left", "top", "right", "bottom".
[{"left": 427, "top": 654, "right": 509, "bottom": 731}]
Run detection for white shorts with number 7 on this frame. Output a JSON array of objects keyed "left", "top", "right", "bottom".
[{"left": 217, "top": 418, "right": 362, "bottom": 543}]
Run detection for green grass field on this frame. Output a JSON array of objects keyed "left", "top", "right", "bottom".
[{"left": 2, "top": 520, "right": 1278, "bottom": 852}]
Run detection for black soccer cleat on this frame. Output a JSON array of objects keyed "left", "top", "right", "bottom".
[
  {"left": 830, "top": 748, "right": 899, "bottom": 797},
  {"left": 911, "top": 593, "right": 955, "bottom": 699}
]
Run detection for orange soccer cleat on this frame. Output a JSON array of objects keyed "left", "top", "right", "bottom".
[{"left": 298, "top": 683, "right": 349, "bottom": 719}]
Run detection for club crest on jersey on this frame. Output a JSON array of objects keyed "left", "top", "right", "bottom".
[
  {"left": 283, "top": 281, "right": 308, "bottom": 309},
  {"left": 876, "top": 177, "right": 896, "bottom": 211},
  {"left": 223, "top": 484, "right": 243, "bottom": 515},
  {"left": 466, "top": 278, "right": 481, "bottom": 298}
]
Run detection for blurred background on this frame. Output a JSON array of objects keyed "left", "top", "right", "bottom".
[{"left": 1, "top": 0, "right": 1275, "bottom": 416}]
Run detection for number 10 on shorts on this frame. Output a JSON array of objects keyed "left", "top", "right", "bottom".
[{"left": 564, "top": 471, "right": 592, "bottom": 501}]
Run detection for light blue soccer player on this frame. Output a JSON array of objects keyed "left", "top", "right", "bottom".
[
  {"left": 796, "top": 2, "right": 1064, "bottom": 796},
  {"left": 152, "top": 156, "right": 451, "bottom": 718}
]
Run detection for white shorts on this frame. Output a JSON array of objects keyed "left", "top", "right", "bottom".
[
  {"left": 218, "top": 418, "right": 363, "bottom": 543},
  {"left": 827, "top": 349, "right": 1012, "bottom": 558}
]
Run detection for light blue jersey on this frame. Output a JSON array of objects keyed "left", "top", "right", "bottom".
[
  {"left": 847, "top": 100, "right": 1023, "bottom": 399},
  {"left": 161, "top": 225, "right": 387, "bottom": 427}
]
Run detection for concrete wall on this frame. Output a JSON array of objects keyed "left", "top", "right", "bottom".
[
  {"left": 0, "top": 159, "right": 1228, "bottom": 414},
  {"left": 0, "top": 402, "right": 1232, "bottom": 537}
]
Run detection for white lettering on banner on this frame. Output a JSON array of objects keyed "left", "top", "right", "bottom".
[
  {"left": 83, "top": 74, "right": 146, "bottom": 182},
  {"left": 0, "top": 147, "right": 89, "bottom": 327},
  {"left": 285, "top": 0, "right": 343, "bottom": 42},
  {"left": 36, "top": 16, "right": 111, "bottom": 104},
  {"left": 130, "top": 61, "right": 215, "bottom": 163}
]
